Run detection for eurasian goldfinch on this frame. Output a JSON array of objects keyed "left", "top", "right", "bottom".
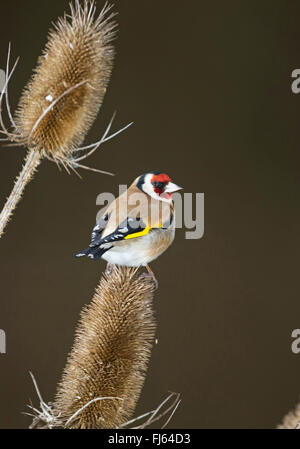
[{"left": 75, "top": 172, "right": 182, "bottom": 285}]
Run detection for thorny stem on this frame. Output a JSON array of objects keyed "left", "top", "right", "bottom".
[{"left": 0, "top": 149, "right": 41, "bottom": 238}]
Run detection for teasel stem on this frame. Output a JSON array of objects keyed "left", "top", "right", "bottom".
[{"left": 0, "top": 149, "right": 41, "bottom": 238}]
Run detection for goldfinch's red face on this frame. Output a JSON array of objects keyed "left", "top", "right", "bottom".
[{"left": 138, "top": 172, "right": 182, "bottom": 202}]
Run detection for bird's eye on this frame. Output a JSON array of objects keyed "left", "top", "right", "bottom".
[{"left": 152, "top": 181, "right": 165, "bottom": 190}]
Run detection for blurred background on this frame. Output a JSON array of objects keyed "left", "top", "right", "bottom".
[{"left": 0, "top": 0, "right": 300, "bottom": 429}]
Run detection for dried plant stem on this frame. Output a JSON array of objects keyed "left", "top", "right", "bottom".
[{"left": 0, "top": 149, "right": 41, "bottom": 238}]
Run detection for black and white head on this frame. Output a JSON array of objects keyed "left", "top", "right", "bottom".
[{"left": 136, "top": 172, "right": 182, "bottom": 203}]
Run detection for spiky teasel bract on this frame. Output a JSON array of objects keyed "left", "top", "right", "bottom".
[
  {"left": 52, "top": 266, "right": 157, "bottom": 429},
  {"left": 0, "top": 1, "right": 131, "bottom": 238}
]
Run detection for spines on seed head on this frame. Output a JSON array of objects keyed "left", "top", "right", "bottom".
[
  {"left": 14, "top": 1, "right": 116, "bottom": 159},
  {"left": 53, "top": 266, "right": 156, "bottom": 429}
]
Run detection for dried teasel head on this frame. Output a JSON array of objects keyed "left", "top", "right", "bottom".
[
  {"left": 16, "top": 0, "right": 115, "bottom": 164},
  {"left": 17, "top": 0, "right": 115, "bottom": 159},
  {"left": 52, "top": 266, "right": 157, "bottom": 429},
  {"left": 0, "top": 1, "right": 131, "bottom": 239},
  {"left": 1, "top": 1, "right": 130, "bottom": 174},
  {"left": 278, "top": 404, "right": 300, "bottom": 429},
  {"left": 27, "top": 266, "right": 180, "bottom": 430}
]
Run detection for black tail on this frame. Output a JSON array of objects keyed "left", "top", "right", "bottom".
[{"left": 74, "top": 245, "right": 110, "bottom": 261}]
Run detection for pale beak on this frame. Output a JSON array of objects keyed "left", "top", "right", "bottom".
[{"left": 164, "top": 182, "right": 182, "bottom": 193}]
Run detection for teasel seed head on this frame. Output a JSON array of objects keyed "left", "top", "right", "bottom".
[
  {"left": 0, "top": 1, "right": 131, "bottom": 240},
  {"left": 53, "top": 266, "right": 156, "bottom": 429},
  {"left": 278, "top": 404, "right": 300, "bottom": 429},
  {"left": 14, "top": 0, "right": 116, "bottom": 162}
]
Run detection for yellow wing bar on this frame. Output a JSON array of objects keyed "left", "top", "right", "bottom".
[{"left": 124, "top": 224, "right": 162, "bottom": 240}]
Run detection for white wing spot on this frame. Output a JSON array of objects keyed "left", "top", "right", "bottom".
[{"left": 46, "top": 94, "right": 53, "bottom": 102}]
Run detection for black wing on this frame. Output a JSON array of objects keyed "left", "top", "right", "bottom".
[
  {"left": 90, "top": 214, "right": 109, "bottom": 246},
  {"left": 89, "top": 217, "right": 147, "bottom": 247}
]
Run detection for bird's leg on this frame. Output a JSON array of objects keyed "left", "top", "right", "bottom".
[
  {"left": 106, "top": 262, "right": 115, "bottom": 276},
  {"left": 145, "top": 264, "right": 158, "bottom": 290}
]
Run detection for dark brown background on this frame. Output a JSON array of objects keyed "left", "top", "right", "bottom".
[{"left": 0, "top": 0, "right": 300, "bottom": 429}]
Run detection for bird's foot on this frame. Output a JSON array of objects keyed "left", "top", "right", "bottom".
[
  {"left": 105, "top": 262, "right": 115, "bottom": 276},
  {"left": 141, "top": 265, "right": 158, "bottom": 290}
]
